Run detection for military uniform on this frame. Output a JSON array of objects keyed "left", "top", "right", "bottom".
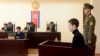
[
  {"left": 83, "top": 3, "right": 97, "bottom": 50},
  {"left": 83, "top": 14, "right": 97, "bottom": 49}
]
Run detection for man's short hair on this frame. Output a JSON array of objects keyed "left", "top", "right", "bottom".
[
  {"left": 4, "top": 23, "right": 8, "bottom": 26},
  {"left": 16, "top": 26, "right": 21, "bottom": 30},
  {"left": 50, "top": 21, "right": 54, "bottom": 24},
  {"left": 27, "top": 22, "right": 31, "bottom": 25},
  {"left": 68, "top": 18, "right": 79, "bottom": 28}
]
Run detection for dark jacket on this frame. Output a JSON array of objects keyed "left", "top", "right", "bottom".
[
  {"left": 7, "top": 24, "right": 13, "bottom": 32},
  {"left": 46, "top": 24, "right": 55, "bottom": 32},
  {"left": 72, "top": 29, "right": 85, "bottom": 48},
  {"left": 24, "top": 26, "right": 35, "bottom": 32},
  {"left": 16, "top": 32, "right": 24, "bottom": 39}
]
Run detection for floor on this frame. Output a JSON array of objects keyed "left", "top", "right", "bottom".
[
  {"left": 28, "top": 48, "right": 100, "bottom": 56},
  {"left": 96, "top": 54, "right": 100, "bottom": 56},
  {"left": 28, "top": 48, "right": 39, "bottom": 56},
  {"left": 28, "top": 54, "right": 38, "bottom": 56}
]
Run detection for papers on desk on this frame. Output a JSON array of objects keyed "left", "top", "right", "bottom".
[
  {"left": 54, "top": 37, "right": 59, "bottom": 42},
  {"left": 0, "top": 30, "right": 5, "bottom": 32},
  {"left": 8, "top": 36, "right": 15, "bottom": 40},
  {"left": 8, "top": 32, "right": 16, "bottom": 40},
  {"left": 46, "top": 30, "right": 51, "bottom": 32},
  {"left": 22, "top": 30, "right": 28, "bottom": 32}
]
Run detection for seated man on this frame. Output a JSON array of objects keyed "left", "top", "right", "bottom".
[
  {"left": 68, "top": 18, "right": 85, "bottom": 48},
  {"left": 46, "top": 21, "right": 56, "bottom": 32},
  {"left": 16, "top": 26, "right": 24, "bottom": 39},
  {"left": 2, "top": 23, "right": 8, "bottom": 32},
  {"left": 24, "top": 22, "right": 35, "bottom": 32}
]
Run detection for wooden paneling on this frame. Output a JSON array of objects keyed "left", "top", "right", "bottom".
[
  {"left": 0, "top": 39, "right": 28, "bottom": 56},
  {"left": 27, "top": 32, "right": 61, "bottom": 48},
  {"left": 38, "top": 40, "right": 94, "bottom": 56}
]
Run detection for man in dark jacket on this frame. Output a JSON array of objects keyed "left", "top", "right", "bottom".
[
  {"left": 24, "top": 22, "right": 35, "bottom": 32},
  {"left": 68, "top": 18, "right": 85, "bottom": 48},
  {"left": 16, "top": 26, "right": 24, "bottom": 39},
  {"left": 47, "top": 21, "right": 56, "bottom": 32}
]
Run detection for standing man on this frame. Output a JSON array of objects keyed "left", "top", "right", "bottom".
[
  {"left": 83, "top": 3, "right": 97, "bottom": 50},
  {"left": 68, "top": 18, "right": 85, "bottom": 48}
]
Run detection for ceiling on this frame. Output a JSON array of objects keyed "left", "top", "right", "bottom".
[{"left": 0, "top": 0, "right": 90, "bottom": 3}]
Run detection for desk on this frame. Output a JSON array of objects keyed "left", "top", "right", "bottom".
[
  {"left": 27, "top": 32, "right": 61, "bottom": 48},
  {"left": 0, "top": 39, "right": 28, "bottom": 56},
  {"left": 0, "top": 32, "right": 8, "bottom": 39},
  {"left": 39, "top": 40, "right": 93, "bottom": 56},
  {"left": 0, "top": 32, "right": 61, "bottom": 48}
]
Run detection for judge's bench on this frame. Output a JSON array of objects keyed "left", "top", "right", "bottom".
[
  {"left": 0, "top": 31, "right": 61, "bottom": 56},
  {"left": 0, "top": 32, "right": 28, "bottom": 56}
]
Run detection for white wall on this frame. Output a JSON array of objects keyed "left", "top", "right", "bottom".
[
  {"left": 0, "top": 3, "right": 31, "bottom": 29},
  {"left": 0, "top": 2, "right": 85, "bottom": 42},
  {"left": 92, "top": 0, "right": 100, "bottom": 54}
]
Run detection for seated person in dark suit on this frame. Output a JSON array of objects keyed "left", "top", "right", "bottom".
[
  {"left": 24, "top": 22, "right": 35, "bottom": 32},
  {"left": 16, "top": 26, "right": 24, "bottom": 39},
  {"left": 7, "top": 22, "right": 13, "bottom": 32},
  {"left": 2, "top": 23, "right": 8, "bottom": 32},
  {"left": 46, "top": 21, "right": 56, "bottom": 32},
  {"left": 68, "top": 18, "right": 85, "bottom": 48},
  {"left": 30, "top": 22, "right": 35, "bottom": 31}
]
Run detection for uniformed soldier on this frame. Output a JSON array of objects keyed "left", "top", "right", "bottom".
[{"left": 83, "top": 3, "right": 97, "bottom": 50}]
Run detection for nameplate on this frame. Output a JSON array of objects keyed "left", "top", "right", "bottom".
[{"left": 46, "top": 30, "right": 51, "bottom": 32}]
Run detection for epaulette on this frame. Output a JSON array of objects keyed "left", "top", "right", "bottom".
[{"left": 89, "top": 14, "right": 92, "bottom": 18}]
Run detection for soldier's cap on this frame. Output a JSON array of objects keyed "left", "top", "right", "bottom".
[{"left": 84, "top": 3, "right": 94, "bottom": 9}]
